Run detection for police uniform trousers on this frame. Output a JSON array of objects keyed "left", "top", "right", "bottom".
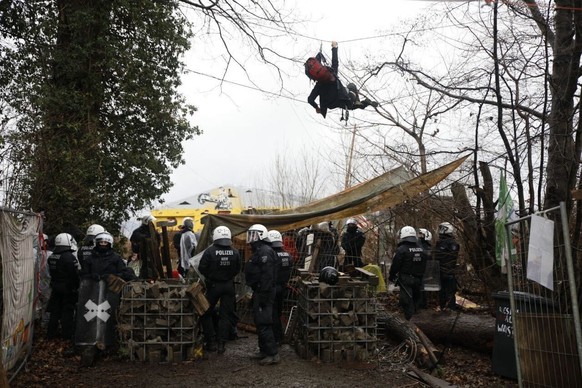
[
  {"left": 398, "top": 274, "right": 423, "bottom": 320},
  {"left": 201, "top": 279, "right": 236, "bottom": 345},
  {"left": 252, "top": 288, "right": 277, "bottom": 357},
  {"left": 439, "top": 273, "right": 458, "bottom": 310},
  {"left": 47, "top": 287, "right": 77, "bottom": 340},
  {"left": 272, "top": 284, "right": 287, "bottom": 344}
]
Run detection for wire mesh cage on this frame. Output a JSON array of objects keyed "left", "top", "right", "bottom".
[
  {"left": 295, "top": 279, "right": 377, "bottom": 362},
  {"left": 118, "top": 280, "right": 203, "bottom": 362}
]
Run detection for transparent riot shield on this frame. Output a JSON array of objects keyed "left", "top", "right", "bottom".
[{"left": 422, "top": 259, "right": 441, "bottom": 292}]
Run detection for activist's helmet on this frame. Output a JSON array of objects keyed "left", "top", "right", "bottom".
[
  {"left": 398, "top": 226, "right": 417, "bottom": 243},
  {"left": 246, "top": 224, "right": 269, "bottom": 243},
  {"left": 268, "top": 230, "right": 283, "bottom": 248},
  {"left": 213, "top": 226, "right": 232, "bottom": 246},
  {"left": 438, "top": 222, "right": 454, "bottom": 236},
  {"left": 319, "top": 266, "right": 339, "bottom": 285}
]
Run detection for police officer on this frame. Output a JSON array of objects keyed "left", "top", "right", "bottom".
[
  {"left": 47, "top": 233, "right": 80, "bottom": 341},
  {"left": 268, "top": 230, "right": 292, "bottom": 346},
  {"left": 81, "top": 232, "right": 137, "bottom": 284},
  {"left": 198, "top": 226, "right": 241, "bottom": 354},
  {"left": 244, "top": 224, "right": 280, "bottom": 365},
  {"left": 417, "top": 228, "right": 433, "bottom": 309},
  {"left": 388, "top": 226, "right": 428, "bottom": 320},
  {"left": 435, "top": 222, "right": 460, "bottom": 311},
  {"left": 77, "top": 224, "right": 106, "bottom": 269},
  {"left": 341, "top": 218, "right": 366, "bottom": 269}
]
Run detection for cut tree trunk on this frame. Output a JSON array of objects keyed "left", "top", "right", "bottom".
[
  {"left": 379, "top": 311, "right": 441, "bottom": 368},
  {"left": 411, "top": 309, "right": 494, "bottom": 353}
]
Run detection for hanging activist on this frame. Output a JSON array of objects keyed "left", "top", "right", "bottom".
[{"left": 306, "top": 40, "right": 378, "bottom": 120}]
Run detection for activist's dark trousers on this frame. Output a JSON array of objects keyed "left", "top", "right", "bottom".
[
  {"left": 252, "top": 288, "right": 277, "bottom": 357},
  {"left": 201, "top": 280, "right": 236, "bottom": 345}
]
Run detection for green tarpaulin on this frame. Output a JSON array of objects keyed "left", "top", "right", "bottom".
[{"left": 195, "top": 155, "right": 468, "bottom": 253}]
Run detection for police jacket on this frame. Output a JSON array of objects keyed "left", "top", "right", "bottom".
[
  {"left": 307, "top": 47, "right": 351, "bottom": 118},
  {"left": 81, "top": 246, "right": 136, "bottom": 281},
  {"left": 273, "top": 246, "right": 292, "bottom": 286},
  {"left": 199, "top": 243, "right": 241, "bottom": 283},
  {"left": 48, "top": 247, "right": 80, "bottom": 293},
  {"left": 434, "top": 235, "right": 459, "bottom": 274},
  {"left": 341, "top": 229, "right": 366, "bottom": 258},
  {"left": 130, "top": 224, "right": 161, "bottom": 254},
  {"left": 389, "top": 239, "right": 428, "bottom": 281},
  {"left": 245, "top": 241, "right": 277, "bottom": 296},
  {"left": 77, "top": 244, "right": 93, "bottom": 268}
]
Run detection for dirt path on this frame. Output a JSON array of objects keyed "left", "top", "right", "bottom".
[{"left": 12, "top": 334, "right": 415, "bottom": 388}]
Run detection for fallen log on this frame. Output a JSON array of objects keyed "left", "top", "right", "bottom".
[
  {"left": 379, "top": 311, "right": 441, "bottom": 368},
  {"left": 411, "top": 309, "right": 494, "bottom": 353}
]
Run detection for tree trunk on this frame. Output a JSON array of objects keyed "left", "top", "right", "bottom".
[
  {"left": 411, "top": 309, "right": 494, "bottom": 353},
  {"left": 378, "top": 311, "right": 441, "bottom": 367}
]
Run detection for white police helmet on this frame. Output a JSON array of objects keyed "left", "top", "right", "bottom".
[
  {"left": 55, "top": 233, "right": 77, "bottom": 249},
  {"left": 95, "top": 232, "right": 114, "bottom": 248},
  {"left": 86, "top": 224, "right": 105, "bottom": 237},
  {"left": 268, "top": 230, "right": 283, "bottom": 248},
  {"left": 438, "top": 222, "right": 454, "bottom": 236},
  {"left": 213, "top": 226, "right": 232, "bottom": 246},
  {"left": 418, "top": 228, "right": 432, "bottom": 242},
  {"left": 399, "top": 226, "right": 417, "bottom": 243},
  {"left": 141, "top": 215, "right": 156, "bottom": 225},
  {"left": 247, "top": 224, "right": 269, "bottom": 243}
]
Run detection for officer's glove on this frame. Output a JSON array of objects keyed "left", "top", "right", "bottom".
[{"left": 107, "top": 274, "right": 126, "bottom": 293}]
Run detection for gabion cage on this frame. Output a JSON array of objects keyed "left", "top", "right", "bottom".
[
  {"left": 118, "top": 281, "right": 203, "bottom": 362},
  {"left": 295, "top": 279, "right": 377, "bottom": 362}
]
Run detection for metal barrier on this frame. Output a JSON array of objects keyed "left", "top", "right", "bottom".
[
  {"left": 295, "top": 279, "right": 377, "bottom": 362},
  {"left": 503, "top": 202, "right": 582, "bottom": 387},
  {"left": 118, "top": 281, "right": 202, "bottom": 362}
]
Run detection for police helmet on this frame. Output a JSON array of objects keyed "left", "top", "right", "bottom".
[
  {"left": 95, "top": 232, "right": 114, "bottom": 248},
  {"left": 319, "top": 266, "right": 339, "bottom": 285},
  {"left": 247, "top": 224, "right": 269, "bottom": 243},
  {"left": 399, "top": 226, "right": 417, "bottom": 243},
  {"left": 267, "top": 230, "right": 283, "bottom": 248},
  {"left": 213, "top": 226, "right": 232, "bottom": 246},
  {"left": 418, "top": 228, "right": 432, "bottom": 242},
  {"left": 438, "top": 222, "right": 454, "bottom": 236}
]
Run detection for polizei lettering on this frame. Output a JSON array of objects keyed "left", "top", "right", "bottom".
[{"left": 215, "top": 250, "right": 234, "bottom": 255}]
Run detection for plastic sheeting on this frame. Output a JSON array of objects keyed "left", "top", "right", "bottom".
[
  {"left": 196, "top": 155, "right": 469, "bottom": 253},
  {"left": 0, "top": 209, "right": 40, "bottom": 371}
]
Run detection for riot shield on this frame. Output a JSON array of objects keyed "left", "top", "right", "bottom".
[
  {"left": 75, "top": 278, "right": 120, "bottom": 347},
  {"left": 422, "top": 259, "right": 441, "bottom": 292}
]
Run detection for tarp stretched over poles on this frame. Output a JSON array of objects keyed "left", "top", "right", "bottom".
[{"left": 195, "top": 155, "right": 469, "bottom": 253}]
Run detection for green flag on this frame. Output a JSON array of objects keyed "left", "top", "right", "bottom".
[{"left": 495, "top": 171, "right": 515, "bottom": 267}]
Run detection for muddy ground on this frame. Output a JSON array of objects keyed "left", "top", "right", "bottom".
[{"left": 12, "top": 325, "right": 517, "bottom": 388}]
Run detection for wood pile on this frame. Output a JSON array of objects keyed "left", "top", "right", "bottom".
[
  {"left": 295, "top": 279, "right": 377, "bottom": 362},
  {"left": 117, "top": 281, "right": 203, "bottom": 362}
]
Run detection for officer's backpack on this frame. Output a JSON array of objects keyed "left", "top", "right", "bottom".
[{"left": 304, "top": 56, "right": 336, "bottom": 83}]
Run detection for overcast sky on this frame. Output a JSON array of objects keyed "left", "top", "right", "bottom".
[{"left": 160, "top": 0, "right": 437, "bottom": 205}]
